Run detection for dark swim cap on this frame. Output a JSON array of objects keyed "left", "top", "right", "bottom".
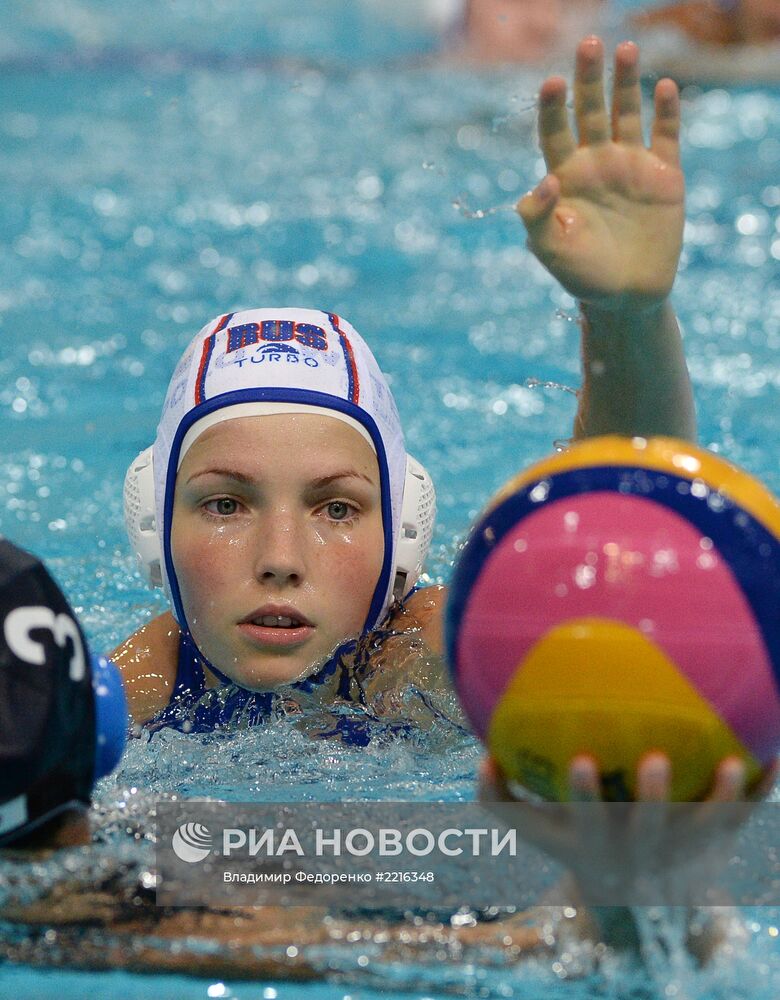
[{"left": 0, "top": 540, "right": 127, "bottom": 846}]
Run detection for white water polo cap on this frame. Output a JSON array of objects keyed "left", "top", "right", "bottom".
[{"left": 124, "top": 308, "right": 435, "bottom": 633}]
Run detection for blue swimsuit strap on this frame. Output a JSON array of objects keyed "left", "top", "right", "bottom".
[{"left": 171, "top": 631, "right": 208, "bottom": 699}]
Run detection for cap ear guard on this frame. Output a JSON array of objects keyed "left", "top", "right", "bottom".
[
  {"left": 124, "top": 447, "right": 163, "bottom": 588},
  {"left": 393, "top": 454, "right": 436, "bottom": 601}
]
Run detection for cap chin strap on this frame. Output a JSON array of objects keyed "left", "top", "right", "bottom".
[{"left": 124, "top": 446, "right": 436, "bottom": 612}]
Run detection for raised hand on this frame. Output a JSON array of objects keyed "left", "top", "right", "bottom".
[{"left": 519, "top": 36, "right": 684, "bottom": 312}]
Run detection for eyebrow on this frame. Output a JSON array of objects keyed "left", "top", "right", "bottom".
[
  {"left": 309, "top": 471, "right": 377, "bottom": 489},
  {"left": 186, "top": 468, "right": 255, "bottom": 486},
  {"left": 185, "top": 468, "right": 377, "bottom": 488}
]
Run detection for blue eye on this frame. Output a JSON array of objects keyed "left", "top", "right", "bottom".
[
  {"left": 327, "top": 501, "right": 353, "bottom": 521},
  {"left": 206, "top": 497, "right": 238, "bottom": 516}
]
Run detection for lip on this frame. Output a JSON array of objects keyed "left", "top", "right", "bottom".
[
  {"left": 237, "top": 604, "right": 315, "bottom": 649},
  {"left": 240, "top": 604, "right": 314, "bottom": 627}
]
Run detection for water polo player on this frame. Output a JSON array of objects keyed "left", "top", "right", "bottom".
[
  {"left": 114, "top": 307, "right": 438, "bottom": 726},
  {"left": 112, "top": 37, "right": 697, "bottom": 727},
  {"left": 0, "top": 540, "right": 126, "bottom": 848}
]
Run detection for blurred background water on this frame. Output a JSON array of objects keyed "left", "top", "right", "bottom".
[{"left": 0, "top": 0, "right": 778, "bottom": 997}]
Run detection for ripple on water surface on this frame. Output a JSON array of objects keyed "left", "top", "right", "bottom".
[{"left": 0, "top": 2, "right": 779, "bottom": 996}]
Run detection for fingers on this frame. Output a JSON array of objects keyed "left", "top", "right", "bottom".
[
  {"left": 709, "top": 756, "right": 748, "bottom": 802},
  {"left": 537, "top": 76, "right": 576, "bottom": 171},
  {"left": 703, "top": 757, "right": 750, "bottom": 831},
  {"left": 650, "top": 77, "right": 681, "bottom": 166},
  {"left": 574, "top": 36, "right": 609, "bottom": 146},
  {"left": 477, "top": 755, "right": 511, "bottom": 803},
  {"left": 533, "top": 36, "right": 675, "bottom": 168},
  {"left": 636, "top": 751, "right": 672, "bottom": 802},
  {"left": 751, "top": 759, "right": 779, "bottom": 801},
  {"left": 568, "top": 755, "right": 608, "bottom": 866},
  {"left": 478, "top": 757, "right": 576, "bottom": 860},
  {"left": 693, "top": 757, "right": 753, "bottom": 845},
  {"left": 516, "top": 173, "right": 560, "bottom": 234},
  {"left": 568, "top": 755, "right": 600, "bottom": 802},
  {"left": 631, "top": 752, "right": 671, "bottom": 864},
  {"left": 611, "top": 40, "right": 643, "bottom": 145}
]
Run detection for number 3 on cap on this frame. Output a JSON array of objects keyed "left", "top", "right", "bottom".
[{"left": 3, "top": 607, "right": 86, "bottom": 681}]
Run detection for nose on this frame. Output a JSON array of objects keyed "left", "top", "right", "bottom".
[{"left": 252, "top": 511, "right": 307, "bottom": 586}]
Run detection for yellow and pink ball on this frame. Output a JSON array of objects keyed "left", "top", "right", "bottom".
[{"left": 446, "top": 437, "right": 780, "bottom": 801}]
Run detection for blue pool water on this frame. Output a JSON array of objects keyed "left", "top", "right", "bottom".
[{"left": 0, "top": 0, "right": 779, "bottom": 996}]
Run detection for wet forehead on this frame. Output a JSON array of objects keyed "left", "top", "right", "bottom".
[{"left": 178, "top": 412, "right": 381, "bottom": 482}]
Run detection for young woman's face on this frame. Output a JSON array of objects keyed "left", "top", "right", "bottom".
[{"left": 171, "top": 413, "right": 385, "bottom": 689}]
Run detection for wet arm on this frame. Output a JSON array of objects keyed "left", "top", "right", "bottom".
[
  {"left": 0, "top": 888, "right": 545, "bottom": 978},
  {"left": 574, "top": 299, "right": 695, "bottom": 440}
]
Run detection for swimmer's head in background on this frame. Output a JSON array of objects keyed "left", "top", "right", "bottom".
[
  {"left": 357, "top": 0, "right": 466, "bottom": 36},
  {"left": 0, "top": 540, "right": 127, "bottom": 847},
  {"left": 124, "top": 307, "right": 436, "bottom": 638}
]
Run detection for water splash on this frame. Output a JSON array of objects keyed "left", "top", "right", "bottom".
[
  {"left": 452, "top": 193, "right": 515, "bottom": 220},
  {"left": 525, "top": 376, "right": 579, "bottom": 396},
  {"left": 634, "top": 907, "right": 700, "bottom": 999},
  {"left": 555, "top": 307, "right": 581, "bottom": 324},
  {"left": 491, "top": 95, "right": 539, "bottom": 132}
]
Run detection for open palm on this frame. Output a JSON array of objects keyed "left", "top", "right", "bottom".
[{"left": 519, "top": 38, "right": 684, "bottom": 310}]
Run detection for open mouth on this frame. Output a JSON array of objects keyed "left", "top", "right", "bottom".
[
  {"left": 250, "top": 615, "right": 303, "bottom": 629},
  {"left": 238, "top": 609, "right": 315, "bottom": 648}
]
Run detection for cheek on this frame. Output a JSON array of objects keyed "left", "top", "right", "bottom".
[
  {"left": 171, "top": 520, "right": 237, "bottom": 611},
  {"left": 322, "top": 531, "right": 385, "bottom": 621}
]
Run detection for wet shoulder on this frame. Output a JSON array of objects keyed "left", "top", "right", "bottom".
[
  {"left": 110, "top": 612, "right": 181, "bottom": 725},
  {"left": 388, "top": 584, "right": 447, "bottom": 655}
]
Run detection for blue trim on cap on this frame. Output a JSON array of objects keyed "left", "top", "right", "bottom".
[
  {"left": 446, "top": 464, "right": 780, "bottom": 687},
  {"left": 162, "top": 388, "right": 395, "bottom": 673}
]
